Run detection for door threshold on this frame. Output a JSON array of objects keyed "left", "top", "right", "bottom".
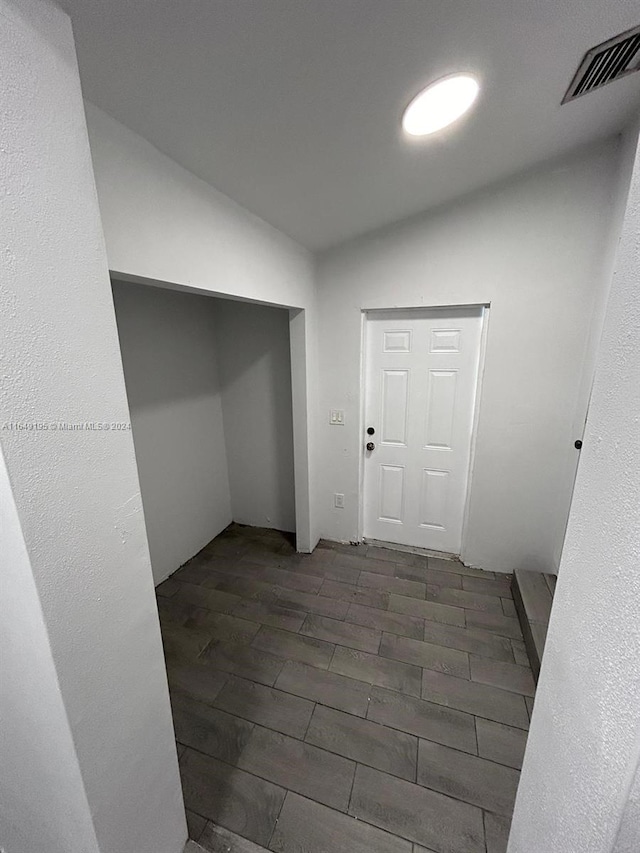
[{"left": 363, "top": 538, "right": 458, "bottom": 562}]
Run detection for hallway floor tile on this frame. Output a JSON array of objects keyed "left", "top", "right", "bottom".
[{"left": 157, "top": 524, "right": 533, "bottom": 853}]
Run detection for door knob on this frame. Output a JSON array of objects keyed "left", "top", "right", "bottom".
[
  {"left": 574, "top": 439, "right": 583, "bottom": 450},
  {"left": 366, "top": 441, "right": 375, "bottom": 452}
]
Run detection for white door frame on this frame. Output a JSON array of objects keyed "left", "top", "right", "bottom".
[{"left": 357, "top": 302, "right": 491, "bottom": 559}]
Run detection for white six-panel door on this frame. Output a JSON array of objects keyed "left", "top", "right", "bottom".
[{"left": 363, "top": 307, "right": 484, "bottom": 554}]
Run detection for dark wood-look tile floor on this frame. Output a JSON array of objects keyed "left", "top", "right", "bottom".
[{"left": 156, "top": 524, "right": 534, "bottom": 853}]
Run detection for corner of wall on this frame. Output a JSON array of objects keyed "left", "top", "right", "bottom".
[{"left": 551, "top": 123, "right": 640, "bottom": 571}]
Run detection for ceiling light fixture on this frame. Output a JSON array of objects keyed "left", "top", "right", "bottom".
[{"left": 402, "top": 74, "right": 479, "bottom": 137}]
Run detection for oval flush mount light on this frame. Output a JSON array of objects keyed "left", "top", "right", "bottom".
[{"left": 402, "top": 74, "right": 479, "bottom": 137}]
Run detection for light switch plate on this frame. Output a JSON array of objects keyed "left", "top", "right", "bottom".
[{"left": 330, "top": 410, "right": 345, "bottom": 425}]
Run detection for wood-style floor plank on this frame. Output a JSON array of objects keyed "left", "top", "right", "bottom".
[{"left": 157, "top": 526, "right": 535, "bottom": 853}]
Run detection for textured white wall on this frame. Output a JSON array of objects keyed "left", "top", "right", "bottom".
[
  {"left": 86, "top": 102, "right": 318, "bottom": 551},
  {"left": 86, "top": 102, "right": 316, "bottom": 310},
  {"left": 613, "top": 759, "right": 640, "bottom": 853},
  {"left": 551, "top": 123, "right": 640, "bottom": 568},
  {"left": 509, "top": 124, "right": 640, "bottom": 852},
  {"left": 0, "top": 451, "right": 99, "bottom": 853},
  {"left": 0, "top": 2, "right": 185, "bottom": 851},
  {"left": 112, "top": 281, "right": 232, "bottom": 583},
  {"left": 317, "top": 138, "right": 626, "bottom": 572},
  {"left": 214, "top": 300, "right": 296, "bottom": 532}
]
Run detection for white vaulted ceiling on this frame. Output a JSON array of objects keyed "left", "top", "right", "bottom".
[{"left": 62, "top": 0, "right": 640, "bottom": 249}]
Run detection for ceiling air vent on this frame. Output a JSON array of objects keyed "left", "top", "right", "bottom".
[{"left": 563, "top": 24, "right": 640, "bottom": 103}]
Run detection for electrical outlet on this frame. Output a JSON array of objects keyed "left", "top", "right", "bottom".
[
  {"left": 334, "top": 493, "right": 345, "bottom": 509},
  {"left": 329, "top": 409, "right": 345, "bottom": 425}
]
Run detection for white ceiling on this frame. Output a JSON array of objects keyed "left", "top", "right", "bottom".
[{"left": 62, "top": 0, "right": 640, "bottom": 250}]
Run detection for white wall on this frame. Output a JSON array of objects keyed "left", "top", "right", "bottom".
[
  {"left": 0, "top": 451, "right": 99, "bottom": 853},
  {"left": 551, "top": 124, "right": 639, "bottom": 568},
  {"left": 317, "top": 137, "right": 627, "bottom": 572},
  {"left": 86, "top": 102, "right": 316, "bottom": 310},
  {"left": 508, "top": 123, "right": 640, "bottom": 852},
  {"left": 214, "top": 300, "right": 296, "bottom": 532},
  {"left": 86, "top": 102, "right": 318, "bottom": 551},
  {"left": 112, "top": 282, "right": 296, "bottom": 579},
  {"left": 112, "top": 281, "right": 232, "bottom": 583},
  {"left": 613, "top": 759, "right": 640, "bottom": 853},
  {"left": 0, "top": 2, "right": 185, "bottom": 851}
]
